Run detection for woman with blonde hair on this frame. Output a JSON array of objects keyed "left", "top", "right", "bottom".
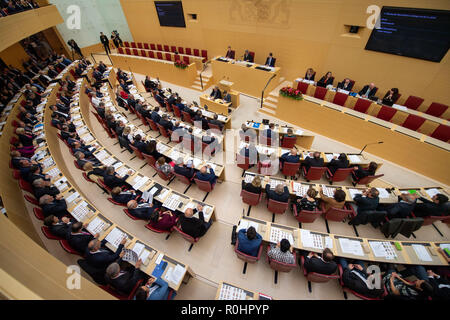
[{"left": 241, "top": 175, "right": 262, "bottom": 194}]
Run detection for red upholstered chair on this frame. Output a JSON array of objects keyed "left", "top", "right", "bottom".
[
  {"left": 181, "top": 111, "right": 193, "bottom": 124},
  {"left": 376, "top": 106, "right": 397, "bottom": 122},
  {"left": 300, "top": 255, "right": 339, "bottom": 292},
  {"left": 258, "top": 161, "right": 274, "bottom": 176},
  {"left": 172, "top": 105, "right": 182, "bottom": 118},
  {"left": 325, "top": 167, "right": 354, "bottom": 184},
  {"left": 163, "top": 45, "right": 169, "bottom": 52},
  {"left": 129, "top": 144, "right": 145, "bottom": 160},
  {"left": 404, "top": 95, "right": 424, "bottom": 110},
  {"left": 117, "top": 47, "right": 124, "bottom": 54},
  {"left": 234, "top": 238, "right": 263, "bottom": 271},
  {"left": 201, "top": 50, "right": 208, "bottom": 62},
  {"left": 332, "top": 92, "right": 348, "bottom": 106},
  {"left": 156, "top": 167, "right": 174, "bottom": 182},
  {"left": 353, "top": 98, "right": 372, "bottom": 114},
  {"left": 150, "top": 43, "right": 156, "bottom": 50},
  {"left": 430, "top": 124, "right": 450, "bottom": 142},
  {"left": 351, "top": 173, "right": 384, "bottom": 186},
  {"left": 236, "top": 153, "right": 251, "bottom": 172},
  {"left": 123, "top": 208, "right": 144, "bottom": 221},
  {"left": 59, "top": 240, "right": 84, "bottom": 257},
  {"left": 148, "top": 51, "right": 155, "bottom": 59},
  {"left": 170, "top": 45, "right": 176, "bottom": 52},
  {"left": 41, "top": 226, "right": 65, "bottom": 240},
  {"left": 322, "top": 203, "right": 355, "bottom": 223},
  {"left": 132, "top": 49, "right": 138, "bottom": 56},
  {"left": 267, "top": 198, "right": 289, "bottom": 222},
  {"left": 411, "top": 212, "right": 450, "bottom": 226},
  {"left": 174, "top": 54, "right": 181, "bottom": 61},
  {"left": 185, "top": 48, "right": 192, "bottom": 55},
  {"left": 401, "top": 114, "right": 426, "bottom": 131},
  {"left": 140, "top": 50, "right": 147, "bottom": 57},
  {"left": 249, "top": 51, "right": 255, "bottom": 61},
  {"left": 157, "top": 44, "right": 163, "bottom": 51},
  {"left": 192, "top": 49, "right": 199, "bottom": 56},
  {"left": 293, "top": 205, "right": 322, "bottom": 224},
  {"left": 156, "top": 51, "right": 163, "bottom": 59},
  {"left": 280, "top": 136, "right": 297, "bottom": 148},
  {"left": 144, "top": 43, "right": 149, "bottom": 49},
  {"left": 142, "top": 153, "right": 157, "bottom": 170},
  {"left": 12, "top": 169, "right": 20, "bottom": 180},
  {"left": 156, "top": 124, "right": 171, "bottom": 142},
  {"left": 240, "top": 190, "right": 263, "bottom": 206},
  {"left": 302, "top": 166, "right": 327, "bottom": 182},
  {"left": 145, "top": 219, "right": 174, "bottom": 240},
  {"left": 24, "top": 194, "right": 39, "bottom": 206},
  {"left": 125, "top": 48, "right": 131, "bottom": 55},
  {"left": 97, "top": 178, "right": 112, "bottom": 194},
  {"left": 194, "top": 178, "right": 215, "bottom": 196},
  {"left": 183, "top": 56, "right": 189, "bottom": 65},
  {"left": 33, "top": 207, "right": 44, "bottom": 220},
  {"left": 173, "top": 226, "right": 199, "bottom": 251},
  {"left": 281, "top": 162, "right": 300, "bottom": 179},
  {"left": 338, "top": 264, "right": 386, "bottom": 300},
  {"left": 425, "top": 102, "right": 448, "bottom": 118},
  {"left": 99, "top": 279, "right": 144, "bottom": 300},
  {"left": 107, "top": 198, "right": 127, "bottom": 207},
  {"left": 178, "top": 47, "right": 184, "bottom": 54},
  {"left": 137, "top": 42, "right": 143, "bottom": 49},
  {"left": 131, "top": 42, "right": 137, "bottom": 48},
  {"left": 19, "top": 179, "right": 33, "bottom": 193},
  {"left": 82, "top": 172, "right": 94, "bottom": 183},
  {"left": 314, "top": 87, "right": 328, "bottom": 100},
  {"left": 124, "top": 41, "right": 130, "bottom": 47},
  {"left": 266, "top": 247, "right": 297, "bottom": 283},
  {"left": 165, "top": 53, "right": 172, "bottom": 61}
]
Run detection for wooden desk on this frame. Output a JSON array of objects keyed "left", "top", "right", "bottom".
[
  {"left": 215, "top": 281, "right": 271, "bottom": 300},
  {"left": 211, "top": 56, "right": 280, "bottom": 98},
  {"left": 199, "top": 94, "right": 232, "bottom": 115}
]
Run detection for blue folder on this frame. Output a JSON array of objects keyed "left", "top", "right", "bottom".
[{"left": 151, "top": 261, "right": 168, "bottom": 278}]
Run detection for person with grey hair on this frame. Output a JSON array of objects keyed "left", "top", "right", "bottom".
[
  {"left": 32, "top": 178, "right": 60, "bottom": 199},
  {"left": 105, "top": 259, "right": 147, "bottom": 295},
  {"left": 85, "top": 237, "right": 126, "bottom": 270},
  {"left": 174, "top": 157, "right": 194, "bottom": 179},
  {"left": 40, "top": 194, "right": 69, "bottom": 218},
  {"left": 75, "top": 151, "right": 101, "bottom": 168},
  {"left": 265, "top": 182, "right": 290, "bottom": 203},
  {"left": 103, "top": 166, "right": 133, "bottom": 189}
]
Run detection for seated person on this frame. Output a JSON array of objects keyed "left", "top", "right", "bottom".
[
  {"left": 75, "top": 151, "right": 101, "bottom": 168},
  {"left": 16, "top": 127, "right": 35, "bottom": 147},
  {"left": 303, "top": 248, "right": 337, "bottom": 275},
  {"left": 294, "top": 187, "right": 318, "bottom": 212},
  {"left": 237, "top": 226, "right": 262, "bottom": 257},
  {"left": 353, "top": 162, "right": 378, "bottom": 181},
  {"left": 195, "top": 165, "right": 217, "bottom": 185},
  {"left": 26, "top": 164, "right": 50, "bottom": 183},
  {"left": 351, "top": 187, "right": 380, "bottom": 215},
  {"left": 265, "top": 53, "right": 276, "bottom": 67},
  {"left": 399, "top": 267, "right": 450, "bottom": 300},
  {"left": 32, "top": 178, "right": 60, "bottom": 199},
  {"left": 178, "top": 205, "right": 212, "bottom": 238},
  {"left": 39, "top": 194, "right": 70, "bottom": 218},
  {"left": 174, "top": 157, "right": 194, "bottom": 179},
  {"left": 135, "top": 277, "right": 173, "bottom": 300},
  {"left": 222, "top": 90, "right": 232, "bottom": 106},
  {"left": 383, "top": 264, "right": 433, "bottom": 300},
  {"left": 412, "top": 193, "right": 449, "bottom": 217},
  {"left": 358, "top": 83, "right": 377, "bottom": 99},
  {"left": 381, "top": 193, "right": 416, "bottom": 219},
  {"left": 243, "top": 50, "right": 253, "bottom": 63},
  {"left": 337, "top": 78, "right": 354, "bottom": 91},
  {"left": 210, "top": 86, "right": 222, "bottom": 100},
  {"left": 262, "top": 123, "right": 276, "bottom": 140},
  {"left": 150, "top": 106, "right": 161, "bottom": 123},
  {"left": 111, "top": 187, "right": 139, "bottom": 204},
  {"left": 85, "top": 238, "right": 125, "bottom": 270},
  {"left": 103, "top": 166, "right": 132, "bottom": 189},
  {"left": 280, "top": 147, "right": 300, "bottom": 167},
  {"left": 105, "top": 260, "right": 147, "bottom": 295},
  {"left": 282, "top": 128, "right": 296, "bottom": 140},
  {"left": 317, "top": 71, "right": 333, "bottom": 88},
  {"left": 339, "top": 258, "right": 384, "bottom": 298},
  {"left": 148, "top": 209, "right": 177, "bottom": 232},
  {"left": 72, "top": 141, "right": 96, "bottom": 159},
  {"left": 143, "top": 140, "right": 163, "bottom": 160},
  {"left": 208, "top": 114, "right": 224, "bottom": 131},
  {"left": 327, "top": 153, "right": 349, "bottom": 175},
  {"left": 304, "top": 68, "right": 315, "bottom": 81},
  {"left": 155, "top": 157, "right": 174, "bottom": 176},
  {"left": 132, "top": 134, "right": 148, "bottom": 153},
  {"left": 126, "top": 199, "right": 157, "bottom": 220},
  {"left": 302, "top": 151, "right": 324, "bottom": 173},
  {"left": 67, "top": 222, "right": 96, "bottom": 254},
  {"left": 265, "top": 183, "right": 290, "bottom": 203},
  {"left": 267, "top": 239, "right": 295, "bottom": 264},
  {"left": 382, "top": 88, "right": 400, "bottom": 106},
  {"left": 43, "top": 215, "right": 72, "bottom": 239},
  {"left": 202, "top": 131, "right": 216, "bottom": 145},
  {"left": 241, "top": 176, "right": 262, "bottom": 194},
  {"left": 319, "top": 187, "right": 347, "bottom": 212},
  {"left": 159, "top": 114, "right": 173, "bottom": 131},
  {"left": 225, "top": 46, "right": 234, "bottom": 59}
]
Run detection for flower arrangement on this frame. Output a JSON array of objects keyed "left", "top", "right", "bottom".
[
  {"left": 279, "top": 86, "right": 303, "bottom": 100},
  {"left": 174, "top": 60, "right": 188, "bottom": 69}
]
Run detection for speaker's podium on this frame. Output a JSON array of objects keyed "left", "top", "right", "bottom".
[{"left": 200, "top": 82, "right": 240, "bottom": 115}]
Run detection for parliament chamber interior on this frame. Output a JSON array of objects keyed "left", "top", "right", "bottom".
[{"left": 1, "top": 0, "right": 450, "bottom": 307}]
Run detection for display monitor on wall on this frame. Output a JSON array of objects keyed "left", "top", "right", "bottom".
[
  {"left": 154, "top": 1, "right": 186, "bottom": 28},
  {"left": 365, "top": 6, "right": 450, "bottom": 62}
]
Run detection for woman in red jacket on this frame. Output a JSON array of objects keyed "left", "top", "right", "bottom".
[{"left": 148, "top": 209, "right": 177, "bottom": 231}]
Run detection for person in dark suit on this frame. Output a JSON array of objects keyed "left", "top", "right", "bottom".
[
  {"left": 208, "top": 114, "right": 224, "bottom": 131},
  {"left": 68, "top": 39, "right": 84, "bottom": 58},
  {"left": 150, "top": 106, "right": 161, "bottom": 124},
  {"left": 105, "top": 260, "right": 147, "bottom": 295},
  {"left": 303, "top": 248, "right": 337, "bottom": 275},
  {"left": 67, "top": 222, "right": 96, "bottom": 254},
  {"left": 280, "top": 148, "right": 300, "bottom": 168},
  {"left": 353, "top": 161, "right": 378, "bottom": 181},
  {"left": 358, "top": 83, "right": 377, "bottom": 99},
  {"left": 159, "top": 114, "right": 173, "bottom": 131},
  {"left": 241, "top": 176, "right": 262, "bottom": 194},
  {"left": 40, "top": 194, "right": 70, "bottom": 218},
  {"left": 98, "top": 61, "right": 107, "bottom": 74},
  {"left": 382, "top": 193, "right": 416, "bottom": 219},
  {"left": 85, "top": 238, "right": 126, "bottom": 270},
  {"left": 72, "top": 141, "right": 96, "bottom": 159},
  {"left": 222, "top": 90, "right": 232, "bottom": 105},
  {"left": 43, "top": 215, "right": 72, "bottom": 239},
  {"left": 202, "top": 131, "right": 216, "bottom": 145},
  {"left": 111, "top": 187, "right": 139, "bottom": 204},
  {"left": 103, "top": 166, "right": 132, "bottom": 189},
  {"left": 243, "top": 50, "right": 253, "bottom": 63},
  {"left": 75, "top": 151, "right": 102, "bottom": 168},
  {"left": 27, "top": 165, "right": 50, "bottom": 183},
  {"left": 302, "top": 151, "right": 324, "bottom": 173},
  {"left": 195, "top": 165, "right": 217, "bottom": 185},
  {"left": 100, "top": 32, "right": 110, "bottom": 54},
  {"left": 327, "top": 153, "right": 349, "bottom": 175},
  {"left": 132, "top": 134, "right": 148, "bottom": 153},
  {"left": 225, "top": 46, "right": 234, "bottom": 59},
  {"left": 178, "top": 205, "right": 212, "bottom": 238},
  {"left": 237, "top": 226, "right": 262, "bottom": 257},
  {"left": 265, "top": 183, "right": 290, "bottom": 203},
  {"left": 32, "top": 178, "right": 60, "bottom": 199},
  {"left": 339, "top": 257, "right": 384, "bottom": 298},
  {"left": 412, "top": 193, "right": 449, "bottom": 217},
  {"left": 352, "top": 187, "right": 380, "bottom": 215},
  {"left": 382, "top": 88, "right": 400, "bottom": 106},
  {"left": 337, "top": 78, "right": 354, "bottom": 91},
  {"left": 47, "top": 66, "right": 58, "bottom": 79},
  {"left": 265, "top": 53, "right": 276, "bottom": 67},
  {"left": 174, "top": 158, "right": 194, "bottom": 179},
  {"left": 304, "top": 68, "right": 315, "bottom": 81},
  {"left": 126, "top": 200, "right": 158, "bottom": 220},
  {"left": 317, "top": 71, "right": 334, "bottom": 88},
  {"left": 209, "top": 86, "right": 222, "bottom": 100}
]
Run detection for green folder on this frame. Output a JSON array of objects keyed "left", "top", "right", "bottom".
[{"left": 408, "top": 190, "right": 417, "bottom": 194}]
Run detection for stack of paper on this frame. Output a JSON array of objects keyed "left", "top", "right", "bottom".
[
  {"left": 270, "top": 227, "right": 294, "bottom": 245},
  {"left": 133, "top": 176, "right": 149, "bottom": 190},
  {"left": 325, "top": 153, "right": 340, "bottom": 162},
  {"left": 412, "top": 244, "right": 432, "bottom": 262},
  {"left": 321, "top": 185, "right": 335, "bottom": 197},
  {"left": 244, "top": 174, "right": 255, "bottom": 184},
  {"left": 269, "top": 179, "right": 284, "bottom": 190},
  {"left": 348, "top": 155, "right": 361, "bottom": 163},
  {"left": 339, "top": 238, "right": 364, "bottom": 256},
  {"left": 87, "top": 217, "right": 109, "bottom": 235},
  {"left": 105, "top": 227, "right": 127, "bottom": 248},
  {"left": 218, "top": 284, "right": 247, "bottom": 300},
  {"left": 425, "top": 188, "right": 440, "bottom": 198},
  {"left": 237, "top": 220, "right": 259, "bottom": 232},
  {"left": 369, "top": 241, "right": 397, "bottom": 259},
  {"left": 376, "top": 188, "right": 390, "bottom": 199},
  {"left": 348, "top": 188, "right": 363, "bottom": 199}
]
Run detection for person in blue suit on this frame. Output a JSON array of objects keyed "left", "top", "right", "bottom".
[
  {"left": 195, "top": 165, "right": 217, "bottom": 185},
  {"left": 134, "top": 277, "right": 175, "bottom": 300},
  {"left": 237, "top": 226, "right": 262, "bottom": 257},
  {"left": 280, "top": 147, "right": 300, "bottom": 168}
]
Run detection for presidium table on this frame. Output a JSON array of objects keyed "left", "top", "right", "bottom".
[{"left": 211, "top": 56, "right": 280, "bottom": 98}]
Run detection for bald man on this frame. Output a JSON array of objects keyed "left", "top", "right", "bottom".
[
  {"left": 358, "top": 83, "right": 377, "bottom": 99},
  {"left": 178, "top": 204, "right": 212, "bottom": 238}
]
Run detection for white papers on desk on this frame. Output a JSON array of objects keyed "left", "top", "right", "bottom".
[
  {"left": 156, "top": 142, "right": 169, "bottom": 153},
  {"left": 71, "top": 201, "right": 91, "bottom": 221},
  {"left": 392, "top": 104, "right": 408, "bottom": 111},
  {"left": 270, "top": 227, "right": 294, "bottom": 245},
  {"left": 156, "top": 188, "right": 170, "bottom": 201},
  {"left": 439, "top": 243, "right": 450, "bottom": 251},
  {"left": 292, "top": 182, "right": 310, "bottom": 197},
  {"left": 122, "top": 249, "right": 138, "bottom": 264},
  {"left": 325, "top": 236, "right": 333, "bottom": 249},
  {"left": 95, "top": 149, "right": 109, "bottom": 161},
  {"left": 376, "top": 188, "right": 390, "bottom": 199},
  {"left": 205, "top": 163, "right": 217, "bottom": 172},
  {"left": 321, "top": 185, "right": 335, "bottom": 197},
  {"left": 164, "top": 264, "right": 185, "bottom": 285},
  {"left": 348, "top": 155, "right": 361, "bottom": 163},
  {"left": 325, "top": 153, "right": 340, "bottom": 162},
  {"left": 65, "top": 191, "right": 80, "bottom": 204},
  {"left": 116, "top": 166, "right": 133, "bottom": 177},
  {"left": 339, "top": 238, "right": 364, "bottom": 256},
  {"left": 76, "top": 126, "right": 88, "bottom": 136},
  {"left": 169, "top": 149, "right": 183, "bottom": 160},
  {"left": 185, "top": 157, "right": 203, "bottom": 168},
  {"left": 237, "top": 219, "right": 259, "bottom": 232},
  {"left": 244, "top": 173, "right": 255, "bottom": 184},
  {"left": 102, "top": 156, "right": 116, "bottom": 166},
  {"left": 193, "top": 127, "right": 202, "bottom": 135},
  {"left": 348, "top": 188, "right": 363, "bottom": 199},
  {"left": 412, "top": 244, "right": 432, "bottom": 262},
  {"left": 132, "top": 242, "right": 151, "bottom": 264},
  {"left": 155, "top": 253, "right": 164, "bottom": 265},
  {"left": 105, "top": 227, "right": 127, "bottom": 248},
  {"left": 425, "top": 188, "right": 440, "bottom": 198},
  {"left": 256, "top": 145, "right": 275, "bottom": 155},
  {"left": 87, "top": 216, "right": 109, "bottom": 235},
  {"left": 337, "top": 89, "right": 350, "bottom": 95},
  {"left": 269, "top": 179, "right": 284, "bottom": 190},
  {"left": 112, "top": 161, "right": 123, "bottom": 170},
  {"left": 217, "top": 115, "right": 227, "bottom": 122},
  {"left": 369, "top": 241, "right": 397, "bottom": 260},
  {"left": 218, "top": 284, "right": 247, "bottom": 300},
  {"left": 82, "top": 133, "right": 94, "bottom": 143},
  {"left": 133, "top": 176, "right": 149, "bottom": 190},
  {"left": 46, "top": 167, "right": 61, "bottom": 179},
  {"left": 301, "top": 230, "right": 320, "bottom": 249},
  {"left": 163, "top": 193, "right": 182, "bottom": 211}
]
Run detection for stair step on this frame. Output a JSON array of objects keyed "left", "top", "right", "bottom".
[
  {"left": 191, "top": 85, "right": 203, "bottom": 91},
  {"left": 263, "top": 101, "right": 277, "bottom": 109},
  {"left": 266, "top": 96, "right": 278, "bottom": 103},
  {"left": 259, "top": 107, "right": 276, "bottom": 115},
  {"left": 194, "top": 80, "right": 202, "bottom": 85}
]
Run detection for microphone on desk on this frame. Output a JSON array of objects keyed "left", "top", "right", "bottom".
[{"left": 358, "top": 141, "right": 383, "bottom": 155}]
